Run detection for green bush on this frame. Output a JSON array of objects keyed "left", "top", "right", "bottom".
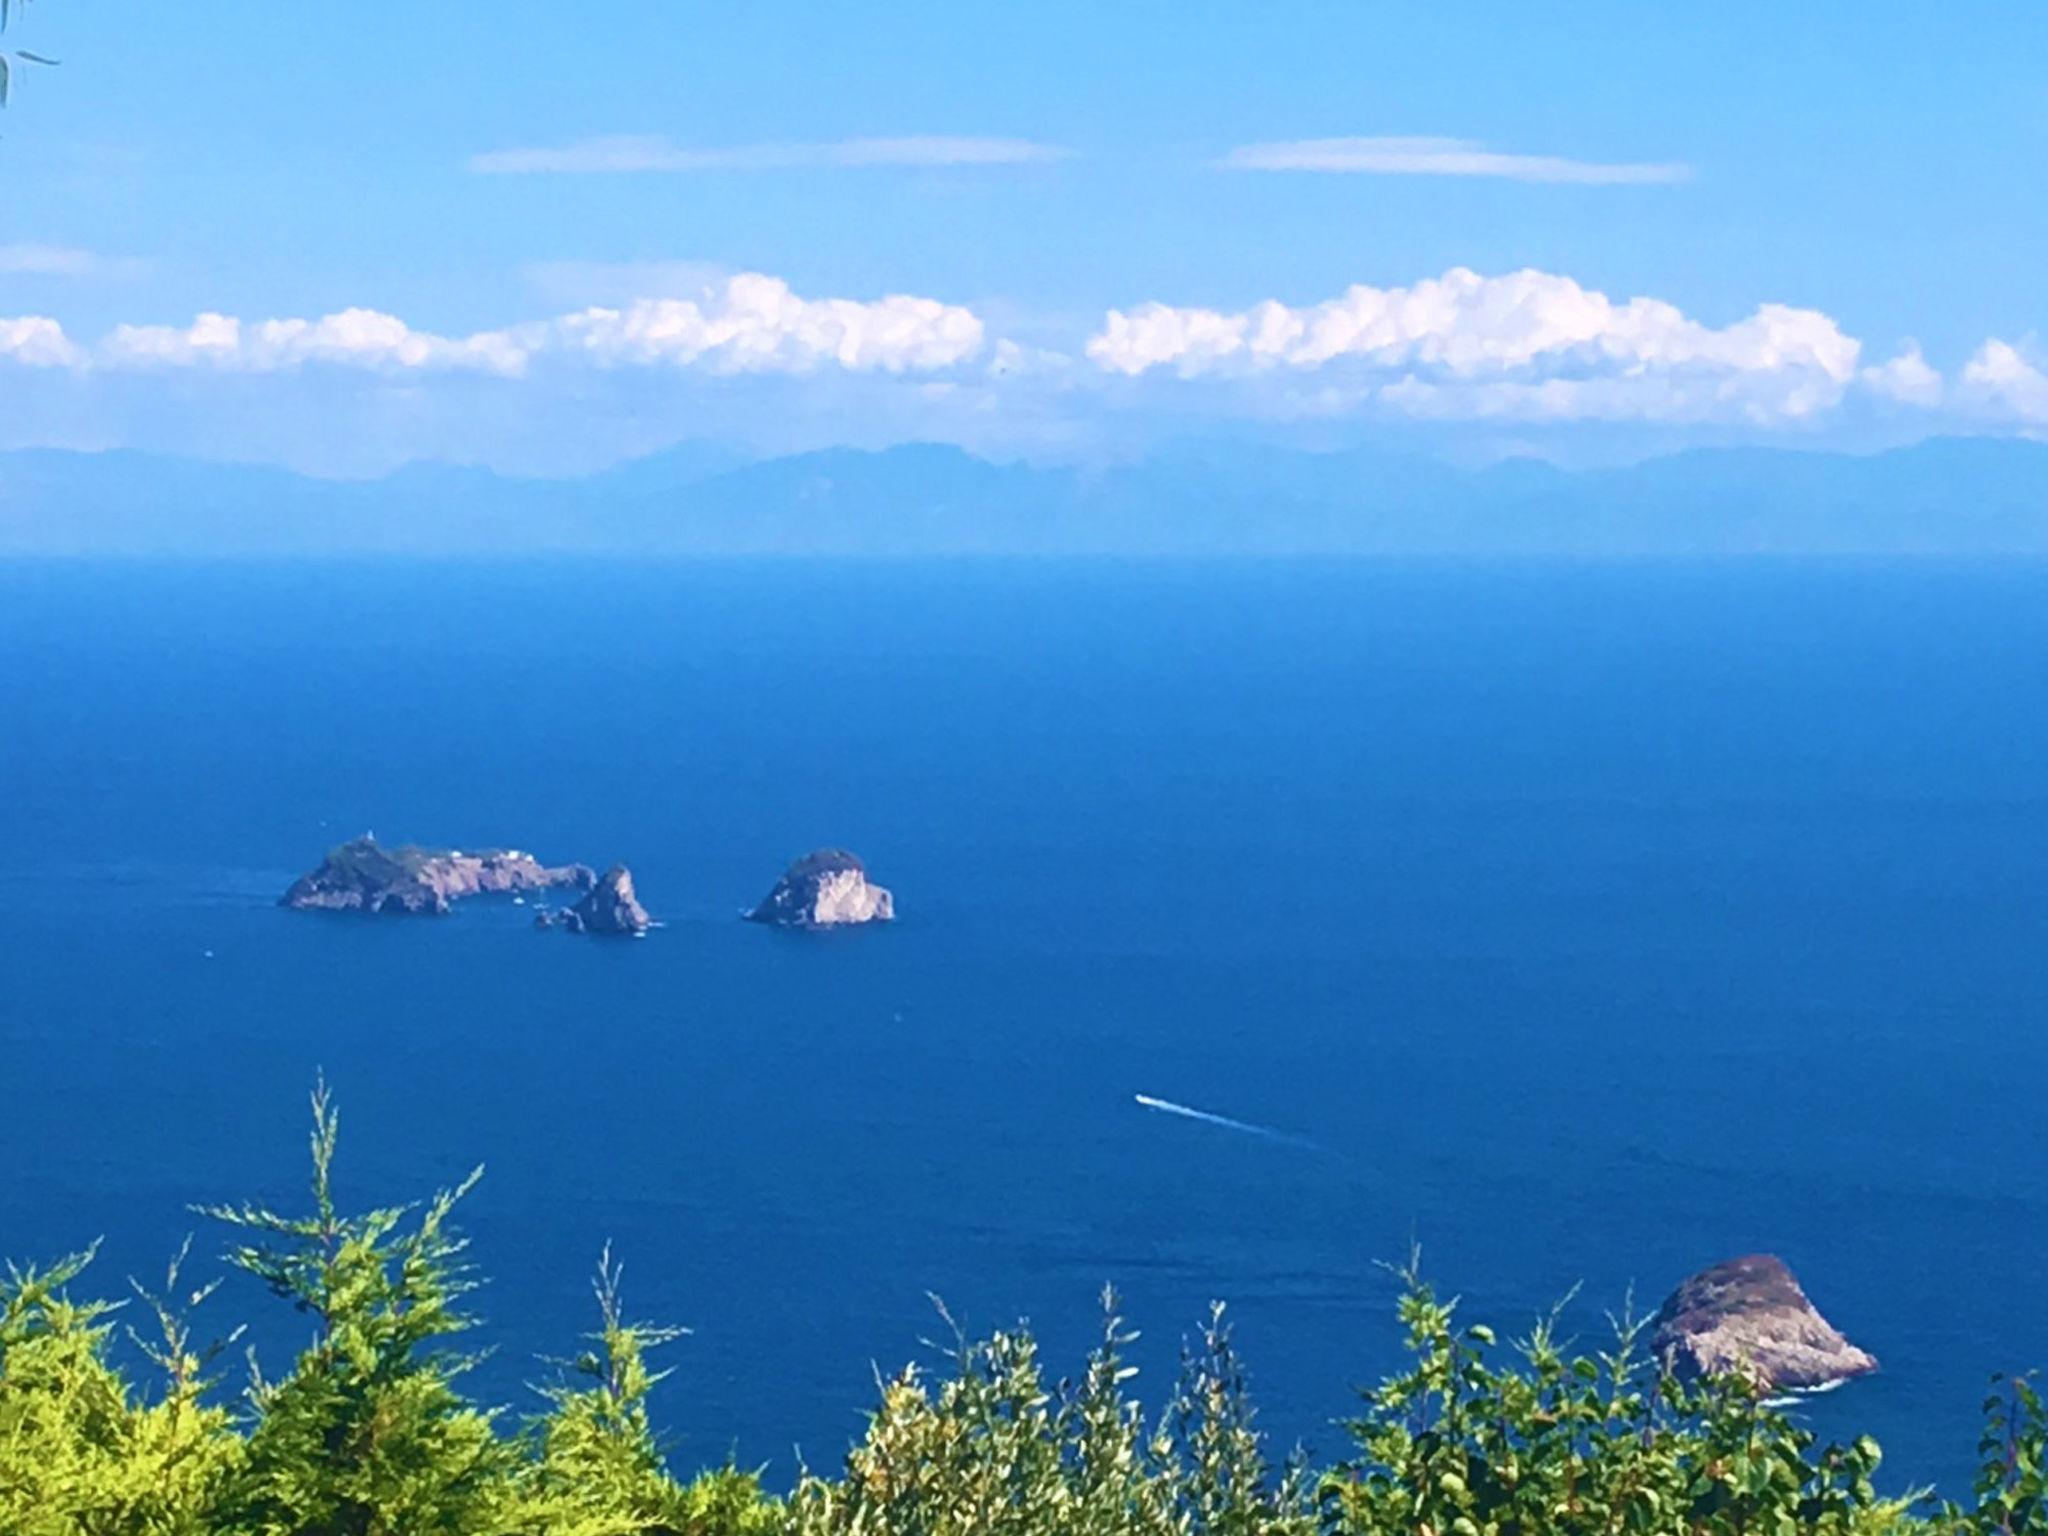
[
  {"left": 0, "top": 1089, "right": 2041, "bottom": 1535},
  {"left": 787, "top": 1292, "right": 1314, "bottom": 1536}
]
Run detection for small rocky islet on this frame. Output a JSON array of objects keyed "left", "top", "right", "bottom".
[
  {"left": 533, "top": 864, "right": 653, "bottom": 937},
  {"left": 1649, "top": 1253, "right": 1877, "bottom": 1392},
  {"left": 745, "top": 848, "right": 895, "bottom": 928},
  {"left": 281, "top": 836, "right": 895, "bottom": 937}
]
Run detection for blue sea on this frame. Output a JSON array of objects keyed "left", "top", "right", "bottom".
[{"left": 2, "top": 559, "right": 2044, "bottom": 1497}]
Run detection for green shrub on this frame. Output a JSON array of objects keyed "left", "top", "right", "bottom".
[
  {"left": 522, "top": 1244, "right": 777, "bottom": 1536},
  {"left": 0, "top": 1242, "right": 242, "bottom": 1534},
  {"left": 1319, "top": 1250, "right": 1926, "bottom": 1536},
  {"left": 788, "top": 1291, "right": 1313, "bottom": 1536}
]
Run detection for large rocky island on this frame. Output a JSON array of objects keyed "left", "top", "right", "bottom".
[
  {"left": 281, "top": 836, "right": 596, "bottom": 916},
  {"left": 1650, "top": 1254, "right": 1877, "bottom": 1392},
  {"left": 745, "top": 849, "right": 894, "bottom": 928}
]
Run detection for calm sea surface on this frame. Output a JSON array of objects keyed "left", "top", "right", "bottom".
[{"left": 2, "top": 559, "right": 2044, "bottom": 1495}]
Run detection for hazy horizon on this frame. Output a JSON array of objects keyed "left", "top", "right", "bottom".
[{"left": 5, "top": 432, "right": 2044, "bottom": 558}]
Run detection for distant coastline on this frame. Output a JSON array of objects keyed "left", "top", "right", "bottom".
[{"left": 4, "top": 436, "right": 2046, "bottom": 558}]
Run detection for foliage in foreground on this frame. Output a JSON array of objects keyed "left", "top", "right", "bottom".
[
  {"left": 1, "top": 1090, "right": 2042, "bottom": 1535},
  {"left": 0, "top": 0, "right": 59, "bottom": 110}
]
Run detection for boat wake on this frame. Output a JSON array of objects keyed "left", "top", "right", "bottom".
[
  {"left": 1132, "top": 1093, "right": 1321, "bottom": 1152},
  {"left": 1763, "top": 1379, "right": 1849, "bottom": 1409}
]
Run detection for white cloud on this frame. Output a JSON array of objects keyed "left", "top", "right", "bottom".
[
  {"left": 0, "top": 315, "right": 85, "bottom": 367},
  {"left": 826, "top": 137, "right": 1066, "bottom": 167},
  {"left": 102, "top": 309, "right": 532, "bottom": 376},
  {"left": 22, "top": 275, "right": 983, "bottom": 381},
  {"left": 987, "top": 336, "right": 1076, "bottom": 379},
  {"left": 549, "top": 274, "right": 984, "bottom": 373},
  {"left": 21, "top": 261, "right": 2048, "bottom": 453},
  {"left": 1221, "top": 137, "right": 1689, "bottom": 185},
  {"left": 1961, "top": 339, "right": 2048, "bottom": 423},
  {"left": 469, "top": 134, "right": 1066, "bottom": 174},
  {"left": 1087, "top": 267, "right": 1868, "bottom": 424},
  {"left": 0, "top": 243, "right": 149, "bottom": 280},
  {"left": 1860, "top": 343, "right": 1943, "bottom": 408}
]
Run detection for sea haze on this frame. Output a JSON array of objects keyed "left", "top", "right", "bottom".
[
  {"left": 1, "top": 558, "right": 2043, "bottom": 1495},
  {"left": 5, "top": 436, "right": 2048, "bottom": 557}
]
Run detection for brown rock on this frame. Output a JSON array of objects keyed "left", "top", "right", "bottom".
[
  {"left": 1650, "top": 1255, "right": 1876, "bottom": 1392},
  {"left": 281, "top": 836, "right": 595, "bottom": 916},
  {"left": 744, "top": 848, "right": 894, "bottom": 928},
  {"left": 562, "top": 864, "right": 652, "bottom": 936}
]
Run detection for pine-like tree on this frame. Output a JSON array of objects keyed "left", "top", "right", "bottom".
[{"left": 201, "top": 1081, "right": 516, "bottom": 1536}]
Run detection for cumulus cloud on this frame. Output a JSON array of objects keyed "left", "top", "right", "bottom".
[
  {"left": 1961, "top": 339, "right": 2048, "bottom": 423},
  {"left": 102, "top": 309, "right": 531, "bottom": 376},
  {"left": 14, "top": 261, "right": 2043, "bottom": 452},
  {"left": 2, "top": 275, "right": 986, "bottom": 382},
  {"left": 0, "top": 243, "right": 150, "bottom": 279},
  {"left": 469, "top": 134, "right": 1066, "bottom": 174},
  {"left": 0, "top": 315, "right": 85, "bottom": 367},
  {"left": 548, "top": 274, "right": 984, "bottom": 373},
  {"left": 1087, "top": 267, "right": 1872, "bottom": 424},
  {"left": 1860, "top": 343, "right": 1943, "bottom": 408},
  {"left": 1221, "top": 137, "right": 1689, "bottom": 184}
]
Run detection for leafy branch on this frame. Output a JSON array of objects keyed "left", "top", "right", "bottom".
[{"left": 0, "top": 0, "right": 59, "bottom": 110}]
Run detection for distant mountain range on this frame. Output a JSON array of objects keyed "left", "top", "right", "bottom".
[{"left": 1, "top": 436, "right": 2044, "bottom": 557}]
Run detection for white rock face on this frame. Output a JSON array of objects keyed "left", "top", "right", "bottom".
[
  {"left": 808, "top": 867, "right": 894, "bottom": 925},
  {"left": 745, "top": 849, "right": 895, "bottom": 928}
]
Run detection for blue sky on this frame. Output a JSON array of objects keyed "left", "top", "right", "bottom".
[{"left": 3, "top": 2, "right": 2045, "bottom": 474}]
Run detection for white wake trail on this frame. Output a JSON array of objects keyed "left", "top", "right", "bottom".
[{"left": 1132, "top": 1093, "right": 1318, "bottom": 1150}]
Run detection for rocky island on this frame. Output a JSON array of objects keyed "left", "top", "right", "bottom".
[
  {"left": 536, "top": 864, "right": 653, "bottom": 936},
  {"left": 281, "top": 836, "right": 595, "bottom": 916},
  {"left": 745, "top": 848, "right": 894, "bottom": 928},
  {"left": 1650, "top": 1254, "right": 1877, "bottom": 1392}
]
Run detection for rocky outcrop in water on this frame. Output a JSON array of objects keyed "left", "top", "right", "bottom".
[
  {"left": 553, "top": 864, "right": 652, "bottom": 936},
  {"left": 282, "top": 836, "right": 595, "bottom": 916},
  {"left": 745, "top": 849, "right": 894, "bottom": 928},
  {"left": 1649, "top": 1255, "right": 1877, "bottom": 1391}
]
